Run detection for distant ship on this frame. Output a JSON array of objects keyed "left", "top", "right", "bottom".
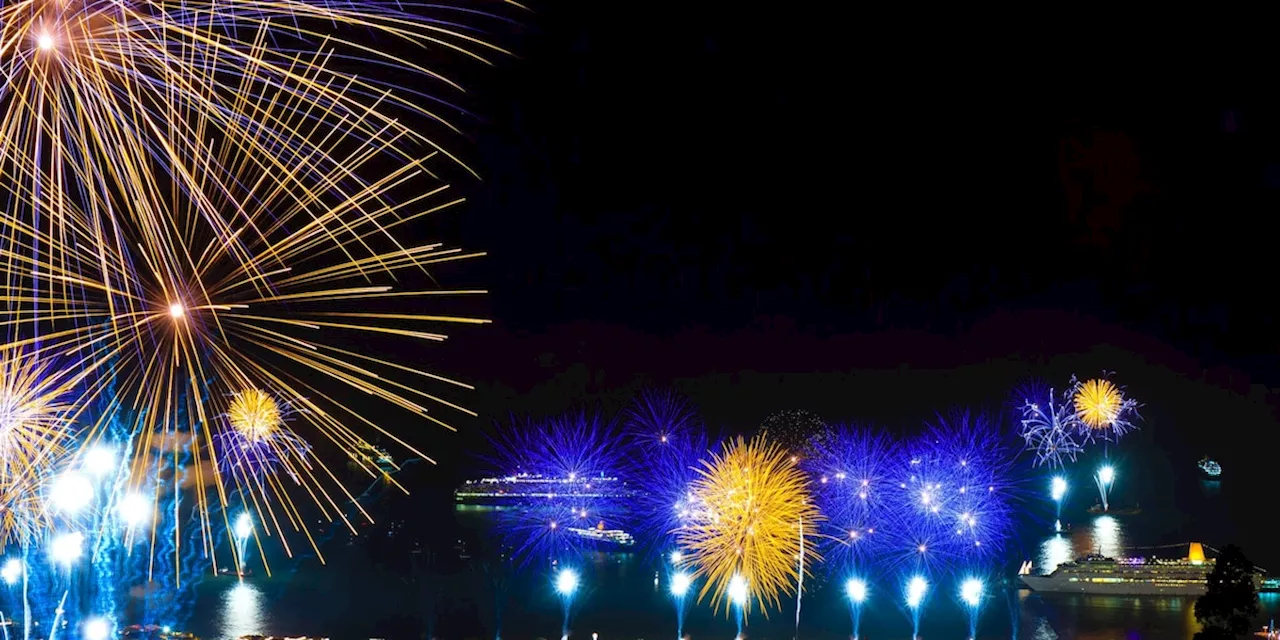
[
  {"left": 1199, "top": 456, "right": 1222, "bottom": 478},
  {"left": 1020, "top": 543, "right": 1213, "bottom": 595},
  {"left": 454, "top": 472, "right": 636, "bottom": 503},
  {"left": 1087, "top": 503, "right": 1142, "bottom": 516}
]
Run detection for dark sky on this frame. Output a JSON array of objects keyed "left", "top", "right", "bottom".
[{"left": 413, "top": 5, "right": 1280, "bottom": 501}]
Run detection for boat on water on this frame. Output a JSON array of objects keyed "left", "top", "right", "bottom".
[
  {"left": 1020, "top": 543, "right": 1214, "bottom": 595},
  {"left": 565, "top": 525, "right": 635, "bottom": 547},
  {"left": 1087, "top": 502, "right": 1142, "bottom": 515},
  {"left": 1199, "top": 456, "right": 1223, "bottom": 478}
]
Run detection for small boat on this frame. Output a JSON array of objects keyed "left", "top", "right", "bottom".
[
  {"left": 1199, "top": 456, "right": 1222, "bottom": 478},
  {"left": 1087, "top": 503, "right": 1142, "bottom": 515}
]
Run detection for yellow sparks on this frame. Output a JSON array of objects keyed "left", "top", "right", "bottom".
[
  {"left": 228, "top": 389, "right": 281, "bottom": 443},
  {"left": 1074, "top": 378, "right": 1123, "bottom": 429},
  {"left": 677, "top": 435, "right": 823, "bottom": 616}
]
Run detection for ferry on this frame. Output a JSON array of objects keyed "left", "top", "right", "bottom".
[
  {"left": 1199, "top": 456, "right": 1223, "bottom": 478},
  {"left": 1020, "top": 543, "right": 1213, "bottom": 595},
  {"left": 566, "top": 525, "right": 635, "bottom": 547}
]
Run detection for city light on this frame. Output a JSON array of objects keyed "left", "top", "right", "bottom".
[
  {"left": 1051, "top": 476, "right": 1067, "bottom": 501},
  {"left": 670, "top": 572, "right": 692, "bottom": 597},
  {"left": 555, "top": 568, "right": 580, "bottom": 596},
  {"left": 845, "top": 577, "right": 867, "bottom": 603},
  {"left": 906, "top": 575, "right": 928, "bottom": 608},
  {"left": 961, "top": 578, "right": 983, "bottom": 606}
]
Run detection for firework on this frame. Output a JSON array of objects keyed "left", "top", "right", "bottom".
[
  {"left": 802, "top": 426, "right": 893, "bottom": 572},
  {"left": 0, "top": 349, "right": 79, "bottom": 545},
  {"left": 0, "top": 105, "right": 488, "bottom": 573},
  {"left": 485, "top": 411, "right": 632, "bottom": 565},
  {"left": 624, "top": 389, "right": 713, "bottom": 552},
  {"left": 1072, "top": 375, "right": 1139, "bottom": 442},
  {"left": 1018, "top": 383, "right": 1083, "bottom": 469},
  {"left": 0, "top": 0, "right": 513, "bottom": 271},
  {"left": 676, "top": 435, "right": 822, "bottom": 616},
  {"left": 879, "top": 414, "right": 1016, "bottom": 575},
  {"left": 756, "top": 409, "right": 827, "bottom": 456}
]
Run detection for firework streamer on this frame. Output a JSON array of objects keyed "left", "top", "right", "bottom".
[{"left": 1017, "top": 382, "right": 1084, "bottom": 469}]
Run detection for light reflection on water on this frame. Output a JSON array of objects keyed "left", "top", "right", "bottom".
[
  {"left": 220, "top": 583, "right": 264, "bottom": 639},
  {"left": 1036, "top": 515, "right": 1126, "bottom": 575}
]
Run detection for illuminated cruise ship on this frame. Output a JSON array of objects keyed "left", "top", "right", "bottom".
[
  {"left": 1020, "top": 543, "right": 1215, "bottom": 596},
  {"left": 454, "top": 472, "right": 636, "bottom": 502}
]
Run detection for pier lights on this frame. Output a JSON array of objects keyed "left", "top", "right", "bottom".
[
  {"left": 845, "top": 578, "right": 868, "bottom": 604},
  {"left": 1, "top": 559, "right": 21, "bottom": 585},
  {"left": 555, "top": 568, "right": 580, "bottom": 596},
  {"left": 906, "top": 575, "right": 928, "bottom": 609},
  {"left": 1051, "top": 476, "right": 1067, "bottom": 502},
  {"left": 1098, "top": 465, "right": 1115, "bottom": 486},
  {"left": 670, "top": 572, "right": 692, "bottom": 598},
  {"left": 83, "top": 617, "right": 110, "bottom": 640}
]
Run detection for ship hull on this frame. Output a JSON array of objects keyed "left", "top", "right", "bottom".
[{"left": 1020, "top": 574, "right": 1205, "bottom": 596}]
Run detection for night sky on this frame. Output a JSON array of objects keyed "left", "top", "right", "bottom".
[{"left": 414, "top": 5, "right": 1280, "bottom": 506}]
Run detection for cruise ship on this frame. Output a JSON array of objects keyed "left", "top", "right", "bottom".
[
  {"left": 1020, "top": 543, "right": 1214, "bottom": 595},
  {"left": 454, "top": 473, "right": 636, "bottom": 503},
  {"left": 565, "top": 525, "right": 636, "bottom": 547}
]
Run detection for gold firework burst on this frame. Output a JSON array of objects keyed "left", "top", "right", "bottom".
[
  {"left": 1074, "top": 378, "right": 1123, "bottom": 429},
  {"left": 0, "top": 348, "right": 79, "bottom": 545},
  {"left": 228, "top": 389, "right": 282, "bottom": 443},
  {"left": 676, "top": 435, "right": 823, "bottom": 616},
  {"left": 0, "top": 93, "right": 488, "bottom": 573}
]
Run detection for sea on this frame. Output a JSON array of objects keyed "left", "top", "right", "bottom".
[{"left": 180, "top": 466, "right": 1280, "bottom": 640}]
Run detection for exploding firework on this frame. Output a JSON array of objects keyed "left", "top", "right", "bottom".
[
  {"left": 756, "top": 409, "right": 827, "bottom": 456},
  {"left": 879, "top": 414, "right": 1017, "bottom": 574},
  {"left": 803, "top": 426, "right": 893, "bottom": 571},
  {"left": 0, "top": 108, "right": 487, "bottom": 572},
  {"left": 1072, "top": 376, "right": 1139, "bottom": 441},
  {"left": 0, "top": 0, "right": 512, "bottom": 268},
  {"left": 0, "top": 349, "right": 79, "bottom": 544},
  {"left": 624, "top": 390, "right": 713, "bottom": 553},
  {"left": 1018, "top": 382, "right": 1084, "bottom": 469},
  {"left": 485, "top": 411, "right": 633, "bottom": 565},
  {"left": 676, "top": 435, "right": 822, "bottom": 616}
]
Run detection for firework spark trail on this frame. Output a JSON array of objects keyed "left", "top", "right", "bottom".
[
  {"left": 676, "top": 435, "right": 822, "bottom": 617},
  {"left": 1018, "top": 382, "right": 1084, "bottom": 469},
  {"left": 0, "top": 0, "right": 516, "bottom": 273}
]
